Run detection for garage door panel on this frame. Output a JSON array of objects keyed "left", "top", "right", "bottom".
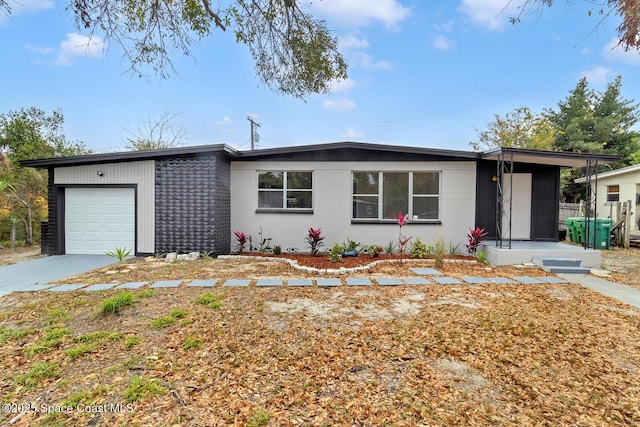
[{"left": 65, "top": 188, "right": 135, "bottom": 255}]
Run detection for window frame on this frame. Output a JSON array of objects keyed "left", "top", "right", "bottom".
[
  {"left": 606, "top": 184, "right": 620, "bottom": 203},
  {"left": 351, "top": 171, "right": 441, "bottom": 223},
  {"left": 256, "top": 170, "right": 314, "bottom": 213}
]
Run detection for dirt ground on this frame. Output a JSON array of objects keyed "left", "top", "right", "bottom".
[
  {"left": 600, "top": 246, "right": 640, "bottom": 290},
  {"left": 0, "top": 246, "right": 43, "bottom": 266}
]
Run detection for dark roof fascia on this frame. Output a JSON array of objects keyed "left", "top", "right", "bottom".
[
  {"left": 235, "top": 141, "right": 480, "bottom": 160},
  {"left": 19, "top": 144, "right": 240, "bottom": 168},
  {"left": 480, "top": 147, "right": 621, "bottom": 168}
]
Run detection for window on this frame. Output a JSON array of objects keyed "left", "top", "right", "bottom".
[
  {"left": 607, "top": 185, "right": 620, "bottom": 203},
  {"left": 258, "top": 171, "right": 313, "bottom": 210},
  {"left": 352, "top": 171, "right": 440, "bottom": 220}
]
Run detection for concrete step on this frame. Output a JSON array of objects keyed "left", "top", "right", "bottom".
[
  {"left": 532, "top": 257, "right": 582, "bottom": 268},
  {"left": 544, "top": 266, "right": 591, "bottom": 274}
]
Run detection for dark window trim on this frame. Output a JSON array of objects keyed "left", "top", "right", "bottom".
[{"left": 256, "top": 209, "right": 314, "bottom": 214}]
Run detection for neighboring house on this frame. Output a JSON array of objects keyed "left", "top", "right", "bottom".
[
  {"left": 575, "top": 163, "right": 640, "bottom": 231},
  {"left": 20, "top": 142, "right": 618, "bottom": 257}
]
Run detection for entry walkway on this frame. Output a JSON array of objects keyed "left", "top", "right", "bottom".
[
  {"left": 0, "top": 255, "right": 119, "bottom": 296},
  {"left": 559, "top": 274, "right": 640, "bottom": 309}
]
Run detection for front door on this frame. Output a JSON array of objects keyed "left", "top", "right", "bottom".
[{"left": 502, "top": 173, "right": 532, "bottom": 240}]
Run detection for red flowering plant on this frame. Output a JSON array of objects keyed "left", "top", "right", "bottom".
[
  {"left": 396, "top": 211, "right": 412, "bottom": 254},
  {"left": 234, "top": 230, "right": 249, "bottom": 254},
  {"left": 465, "top": 227, "right": 488, "bottom": 255},
  {"left": 305, "top": 227, "right": 325, "bottom": 256}
]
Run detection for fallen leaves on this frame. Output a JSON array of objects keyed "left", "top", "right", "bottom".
[{"left": 0, "top": 262, "right": 639, "bottom": 425}]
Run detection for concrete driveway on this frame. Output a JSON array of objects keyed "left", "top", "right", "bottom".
[{"left": 0, "top": 255, "right": 119, "bottom": 296}]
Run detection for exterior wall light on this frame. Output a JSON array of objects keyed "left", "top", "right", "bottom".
[{"left": 97, "top": 170, "right": 104, "bottom": 177}]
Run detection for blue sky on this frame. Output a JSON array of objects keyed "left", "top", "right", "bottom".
[{"left": 2, "top": 0, "right": 640, "bottom": 154}]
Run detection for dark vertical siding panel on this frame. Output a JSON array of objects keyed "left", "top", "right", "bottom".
[
  {"left": 530, "top": 166, "right": 560, "bottom": 240},
  {"left": 155, "top": 155, "right": 231, "bottom": 255},
  {"left": 475, "top": 161, "right": 497, "bottom": 239}
]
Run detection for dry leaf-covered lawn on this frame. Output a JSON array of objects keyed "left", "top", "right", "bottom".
[{"left": 1, "top": 277, "right": 639, "bottom": 426}]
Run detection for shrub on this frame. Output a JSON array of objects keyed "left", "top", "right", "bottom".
[
  {"left": 449, "top": 240, "right": 460, "bottom": 255},
  {"left": 476, "top": 250, "right": 490, "bottom": 264},
  {"left": 465, "top": 227, "right": 488, "bottom": 255},
  {"left": 234, "top": 231, "right": 248, "bottom": 254},
  {"left": 343, "top": 238, "right": 360, "bottom": 252},
  {"left": 329, "top": 243, "right": 343, "bottom": 263},
  {"left": 272, "top": 245, "right": 282, "bottom": 255},
  {"left": 305, "top": 227, "right": 325, "bottom": 256},
  {"left": 369, "top": 245, "right": 383, "bottom": 258},
  {"left": 384, "top": 240, "right": 397, "bottom": 254},
  {"left": 411, "top": 238, "right": 430, "bottom": 259}
]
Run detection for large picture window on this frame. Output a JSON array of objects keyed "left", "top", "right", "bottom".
[
  {"left": 352, "top": 171, "right": 440, "bottom": 220},
  {"left": 258, "top": 171, "right": 313, "bottom": 210}
]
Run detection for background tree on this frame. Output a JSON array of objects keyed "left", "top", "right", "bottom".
[
  {"left": 545, "top": 76, "right": 640, "bottom": 201},
  {"left": 0, "top": 108, "right": 90, "bottom": 245},
  {"left": 0, "top": 0, "right": 347, "bottom": 99},
  {"left": 512, "top": 1, "right": 640, "bottom": 52},
  {"left": 124, "top": 111, "right": 187, "bottom": 151},
  {"left": 469, "top": 106, "right": 555, "bottom": 151}
]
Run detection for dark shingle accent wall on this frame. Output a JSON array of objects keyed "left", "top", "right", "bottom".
[
  {"left": 155, "top": 154, "right": 230, "bottom": 255},
  {"left": 46, "top": 168, "right": 58, "bottom": 255}
]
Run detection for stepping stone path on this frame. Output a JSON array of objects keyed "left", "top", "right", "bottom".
[
  {"left": 317, "top": 278, "right": 341, "bottom": 287},
  {"left": 287, "top": 279, "right": 313, "bottom": 287},
  {"left": 376, "top": 277, "right": 403, "bottom": 286},
  {"left": 461, "top": 276, "right": 491, "bottom": 284},
  {"left": 487, "top": 277, "right": 517, "bottom": 284},
  {"left": 257, "top": 279, "right": 283, "bottom": 287},
  {"left": 402, "top": 277, "right": 430, "bottom": 285},
  {"left": 346, "top": 278, "right": 372, "bottom": 286},
  {"left": 187, "top": 279, "right": 218, "bottom": 287},
  {"left": 83, "top": 283, "right": 117, "bottom": 291},
  {"left": 512, "top": 276, "right": 545, "bottom": 284},
  {"left": 433, "top": 277, "right": 463, "bottom": 285},
  {"left": 223, "top": 279, "right": 251, "bottom": 287},
  {"left": 150, "top": 280, "right": 183, "bottom": 288},
  {"left": 537, "top": 276, "right": 569, "bottom": 284},
  {"left": 47, "top": 284, "right": 87, "bottom": 292},
  {"left": 117, "top": 282, "right": 148, "bottom": 289},
  {"left": 409, "top": 268, "right": 442, "bottom": 275}
]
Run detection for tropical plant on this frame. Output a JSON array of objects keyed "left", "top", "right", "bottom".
[
  {"left": 257, "top": 227, "right": 272, "bottom": 252},
  {"left": 329, "top": 243, "right": 343, "bottom": 263},
  {"left": 466, "top": 227, "right": 488, "bottom": 255},
  {"left": 105, "top": 247, "right": 132, "bottom": 262},
  {"left": 272, "top": 245, "right": 282, "bottom": 255},
  {"left": 233, "top": 230, "right": 248, "bottom": 254},
  {"left": 369, "top": 245, "right": 384, "bottom": 258},
  {"left": 449, "top": 240, "right": 460, "bottom": 255},
  {"left": 476, "top": 250, "right": 489, "bottom": 265},
  {"left": 343, "top": 238, "right": 361, "bottom": 253},
  {"left": 411, "top": 238, "right": 430, "bottom": 259},
  {"left": 396, "top": 211, "right": 412, "bottom": 254},
  {"left": 384, "top": 240, "right": 397, "bottom": 255},
  {"left": 304, "top": 227, "right": 325, "bottom": 256}
]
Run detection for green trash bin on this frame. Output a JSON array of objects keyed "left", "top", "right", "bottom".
[
  {"left": 573, "top": 218, "right": 586, "bottom": 245},
  {"left": 565, "top": 217, "right": 578, "bottom": 242},
  {"left": 580, "top": 218, "right": 613, "bottom": 249}
]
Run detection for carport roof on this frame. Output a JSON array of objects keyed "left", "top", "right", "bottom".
[{"left": 19, "top": 142, "right": 620, "bottom": 168}]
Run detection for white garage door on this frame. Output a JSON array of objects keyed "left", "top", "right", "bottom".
[{"left": 65, "top": 188, "right": 135, "bottom": 255}]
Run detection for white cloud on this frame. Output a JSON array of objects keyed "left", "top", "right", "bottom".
[
  {"left": 24, "top": 44, "right": 54, "bottom": 55},
  {"left": 434, "top": 20, "right": 455, "bottom": 32},
  {"left": 603, "top": 38, "right": 640, "bottom": 65},
  {"left": 213, "top": 116, "right": 232, "bottom": 126},
  {"left": 580, "top": 47, "right": 591, "bottom": 56},
  {"left": 322, "top": 98, "right": 357, "bottom": 112},
  {"left": 351, "top": 52, "right": 393, "bottom": 69},
  {"left": 55, "top": 33, "right": 105, "bottom": 66},
  {"left": 330, "top": 78, "right": 357, "bottom": 92},
  {"left": 341, "top": 128, "right": 365, "bottom": 139},
  {"left": 581, "top": 66, "right": 612, "bottom": 85},
  {"left": 309, "top": 0, "right": 411, "bottom": 30},
  {"left": 338, "top": 34, "right": 370, "bottom": 52},
  {"left": 459, "top": 0, "right": 523, "bottom": 31},
  {"left": 433, "top": 36, "right": 456, "bottom": 51}
]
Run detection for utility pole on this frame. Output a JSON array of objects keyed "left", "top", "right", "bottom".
[{"left": 247, "top": 116, "right": 261, "bottom": 150}]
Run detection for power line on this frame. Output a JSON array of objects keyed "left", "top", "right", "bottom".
[{"left": 247, "top": 116, "right": 261, "bottom": 150}]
